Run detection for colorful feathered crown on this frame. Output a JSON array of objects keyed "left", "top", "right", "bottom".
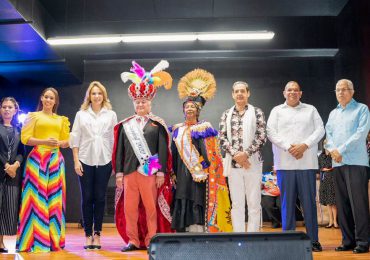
[
  {"left": 121, "top": 60, "right": 172, "bottom": 100},
  {"left": 178, "top": 68, "right": 216, "bottom": 109}
]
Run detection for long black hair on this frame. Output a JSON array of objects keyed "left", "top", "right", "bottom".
[
  {"left": 0, "top": 97, "right": 20, "bottom": 127},
  {"left": 37, "top": 87, "right": 59, "bottom": 113}
]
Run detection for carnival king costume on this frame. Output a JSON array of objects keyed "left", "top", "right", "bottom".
[
  {"left": 112, "top": 60, "right": 173, "bottom": 248},
  {"left": 170, "top": 69, "right": 232, "bottom": 232}
]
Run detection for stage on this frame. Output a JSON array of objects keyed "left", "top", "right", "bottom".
[{"left": 1, "top": 225, "right": 369, "bottom": 259}]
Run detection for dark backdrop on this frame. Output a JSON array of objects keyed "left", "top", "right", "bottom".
[
  {"left": 0, "top": 1, "right": 368, "bottom": 223},
  {"left": 2, "top": 57, "right": 365, "bottom": 222}
]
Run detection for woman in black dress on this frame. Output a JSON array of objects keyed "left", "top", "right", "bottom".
[
  {"left": 318, "top": 140, "right": 338, "bottom": 228},
  {"left": 0, "top": 97, "right": 23, "bottom": 253}
]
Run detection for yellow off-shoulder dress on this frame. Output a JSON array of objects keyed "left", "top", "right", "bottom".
[{"left": 16, "top": 111, "right": 70, "bottom": 252}]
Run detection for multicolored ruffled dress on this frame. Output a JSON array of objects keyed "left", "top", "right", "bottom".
[
  {"left": 16, "top": 111, "right": 70, "bottom": 252},
  {"left": 170, "top": 121, "right": 232, "bottom": 232}
]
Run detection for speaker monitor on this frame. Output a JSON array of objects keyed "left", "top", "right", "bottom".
[{"left": 149, "top": 231, "right": 312, "bottom": 260}]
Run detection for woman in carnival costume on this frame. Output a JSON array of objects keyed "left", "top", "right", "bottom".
[{"left": 170, "top": 69, "right": 232, "bottom": 232}]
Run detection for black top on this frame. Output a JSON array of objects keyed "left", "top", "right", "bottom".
[
  {"left": 114, "top": 119, "right": 168, "bottom": 175},
  {"left": 318, "top": 150, "right": 332, "bottom": 170},
  {"left": 172, "top": 136, "right": 209, "bottom": 201},
  {"left": 0, "top": 124, "right": 24, "bottom": 186}
]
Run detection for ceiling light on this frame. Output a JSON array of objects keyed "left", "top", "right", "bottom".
[
  {"left": 47, "top": 36, "right": 122, "bottom": 45},
  {"left": 47, "top": 31, "right": 274, "bottom": 45},
  {"left": 197, "top": 31, "right": 275, "bottom": 41},
  {"left": 122, "top": 34, "right": 197, "bottom": 42}
]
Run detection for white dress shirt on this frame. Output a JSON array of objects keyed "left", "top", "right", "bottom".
[
  {"left": 70, "top": 106, "right": 118, "bottom": 166},
  {"left": 135, "top": 115, "right": 149, "bottom": 130},
  {"left": 267, "top": 102, "right": 325, "bottom": 170}
]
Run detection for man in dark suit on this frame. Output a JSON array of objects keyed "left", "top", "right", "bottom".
[{"left": 112, "top": 60, "right": 173, "bottom": 252}]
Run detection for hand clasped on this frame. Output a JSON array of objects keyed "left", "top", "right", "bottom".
[{"left": 288, "top": 143, "right": 308, "bottom": 160}]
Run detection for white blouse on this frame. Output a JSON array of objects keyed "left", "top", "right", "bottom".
[{"left": 70, "top": 106, "right": 118, "bottom": 166}]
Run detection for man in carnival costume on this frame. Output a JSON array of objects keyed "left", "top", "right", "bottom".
[
  {"left": 170, "top": 69, "right": 232, "bottom": 233},
  {"left": 112, "top": 60, "right": 173, "bottom": 251},
  {"left": 219, "top": 81, "right": 267, "bottom": 232}
]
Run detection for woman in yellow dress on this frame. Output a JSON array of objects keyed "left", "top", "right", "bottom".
[{"left": 16, "top": 87, "right": 70, "bottom": 252}]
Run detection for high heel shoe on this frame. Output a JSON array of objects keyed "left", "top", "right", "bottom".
[
  {"left": 0, "top": 248, "right": 8, "bottom": 253},
  {"left": 92, "top": 231, "right": 101, "bottom": 250},
  {"left": 84, "top": 235, "right": 94, "bottom": 250},
  {"left": 325, "top": 224, "right": 334, "bottom": 228},
  {"left": 0, "top": 242, "right": 8, "bottom": 253}
]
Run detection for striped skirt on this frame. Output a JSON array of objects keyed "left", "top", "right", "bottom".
[
  {"left": 0, "top": 185, "right": 20, "bottom": 235},
  {"left": 16, "top": 147, "right": 66, "bottom": 252}
]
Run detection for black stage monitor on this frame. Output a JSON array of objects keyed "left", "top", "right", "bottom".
[{"left": 149, "top": 231, "right": 312, "bottom": 260}]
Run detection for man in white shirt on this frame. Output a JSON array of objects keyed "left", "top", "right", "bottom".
[
  {"left": 219, "top": 81, "right": 267, "bottom": 232},
  {"left": 267, "top": 81, "right": 325, "bottom": 252}
]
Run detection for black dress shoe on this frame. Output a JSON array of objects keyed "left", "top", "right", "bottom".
[
  {"left": 335, "top": 244, "right": 355, "bottom": 251},
  {"left": 271, "top": 221, "right": 281, "bottom": 228},
  {"left": 0, "top": 248, "right": 8, "bottom": 253},
  {"left": 83, "top": 245, "right": 94, "bottom": 250},
  {"left": 312, "top": 241, "right": 322, "bottom": 252},
  {"left": 353, "top": 245, "right": 369, "bottom": 254},
  {"left": 121, "top": 243, "right": 139, "bottom": 252}
]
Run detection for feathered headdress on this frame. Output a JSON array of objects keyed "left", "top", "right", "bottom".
[
  {"left": 121, "top": 60, "right": 172, "bottom": 100},
  {"left": 178, "top": 68, "right": 216, "bottom": 109}
]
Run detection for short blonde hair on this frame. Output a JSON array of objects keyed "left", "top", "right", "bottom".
[{"left": 80, "top": 81, "right": 112, "bottom": 110}]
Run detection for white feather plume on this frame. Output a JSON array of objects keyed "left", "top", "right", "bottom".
[
  {"left": 150, "top": 60, "right": 169, "bottom": 74},
  {"left": 120, "top": 72, "right": 141, "bottom": 84}
]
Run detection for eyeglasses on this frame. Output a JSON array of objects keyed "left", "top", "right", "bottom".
[{"left": 334, "top": 88, "right": 353, "bottom": 93}]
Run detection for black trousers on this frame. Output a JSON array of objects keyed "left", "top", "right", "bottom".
[
  {"left": 333, "top": 165, "right": 369, "bottom": 247},
  {"left": 261, "top": 195, "right": 281, "bottom": 224},
  {"left": 78, "top": 161, "right": 112, "bottom": 236}
]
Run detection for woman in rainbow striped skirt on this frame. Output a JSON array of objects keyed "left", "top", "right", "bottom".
[{"left": 16, "top": 87, "right": 70, "bottom": 252}]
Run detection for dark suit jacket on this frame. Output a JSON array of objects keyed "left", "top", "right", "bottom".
[
  {"left": 115, "top": 119, "right": 168, "bottom": 175},
  {"left": 0, "top": 124, "right": 24, "bottom": 186}
]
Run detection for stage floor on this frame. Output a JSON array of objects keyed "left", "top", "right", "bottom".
[{"left": 1, "top": 226, "right": 369, "bottom": 259}]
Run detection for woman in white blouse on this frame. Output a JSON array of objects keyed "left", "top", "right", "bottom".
[{"left": 70, "top": 81, "right": 117, "bottom": 250}]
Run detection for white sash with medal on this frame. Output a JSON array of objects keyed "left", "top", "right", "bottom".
[
  {"left": 123, "top": 118, "right": 159, "bottom": 176},
  {"left": 173, "top": 125, "right": 208, "bottom": 182}
]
